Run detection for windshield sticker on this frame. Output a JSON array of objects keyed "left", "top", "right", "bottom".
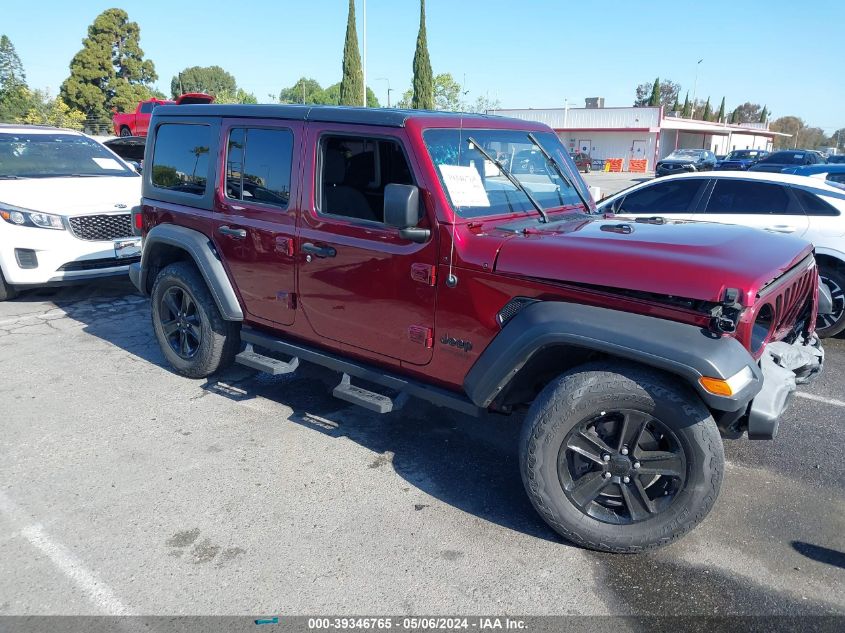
[
  {"left": 439, "top": 164, "right": 490, "bottom": 207},
  {"left": 92, "top": 157, "right": 124, "bottom": 170}
]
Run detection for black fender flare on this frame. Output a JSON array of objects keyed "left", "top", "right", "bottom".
[
  {"left": 132, "top": 224, "right": 244, "bottom": 321},
  {"left": 463, "top": 301, "right": 763, "bottom": 413}
]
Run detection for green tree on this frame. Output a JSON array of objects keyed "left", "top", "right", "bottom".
[
  {"left": 434, "top": 73, "right": 463, "bottom": 111},
  {"left": 634, "top": 78, "right": 680, "bottom": 108},
  {"left": 171, "top": 65, "right": 236, "bottom": 98},
  {"left": 214, "top": 88, "right": 258, "bottom": 104},
  {"left": 60, "top": 8, "right": 157, "bottom": 119},
  {"left": 716, "top": 97, "right": 725, "bottom": 123},
  {"left": 0, "top": 35, "right": 26, "bottom": 90},
  {"left": 681, "top": 91, "right": 691, "bottom": 118},
  {"left": 647, "top": 77, "right": 660, "bottom": 107},
  {"left": 759, "top": 105, "right": 768, "bottom": 124},
  {"left": 701, "top": 97, "right": 711, "bottom": 121},
  {"left": 21, "top": 94, "right": 86, "bottom": 130},
  {"left": 279, "top": 77, "right": 324, "bottom": 104},
  {"left": 731, "top": 102, "right": 763, "bottom": 124},
  {"left": 671, "top": 95, "right": 680, "bottom": 112},
  {"left": 729, "top": 108, "right": 737, "bottom": 124},
  {"left": 412, "top": 0, "right": 433, "bottom": 109},
  {"left": 339, "top": 0, "right": 364, "bottom": 106}
]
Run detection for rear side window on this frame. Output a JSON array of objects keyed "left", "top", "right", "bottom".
[
  {"left": 226, "top": 127, "right": 294, "bottom": 208},
  {"left": 617, "top": 179, "right": 704, "bottom": 214},
  {"left": 139, "top": 101, "right": 155, "bottom": 114},
  {"left": 704, "top": 179, "right": 796, "bottom": 215},
  {"left": 792, "top": 188, "right": 840, "bottom": 216},
  {"left": 151, "top": 124, "right": 211, "bottom": 196}
]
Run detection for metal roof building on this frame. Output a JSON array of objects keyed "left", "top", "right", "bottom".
[{"left": 489, "top": 105, "right": 790, "bottom": 171}]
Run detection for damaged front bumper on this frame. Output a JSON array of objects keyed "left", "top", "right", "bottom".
[{"left": 747, "top": 334, "right": 824, "bottom": 439}]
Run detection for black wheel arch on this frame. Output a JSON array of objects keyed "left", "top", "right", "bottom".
[
  {"left": 133, "top": 223, "right": 244, "bottom": 321},
  {"left": 464, "top": 301, "right": 762, "bottom": 414}
]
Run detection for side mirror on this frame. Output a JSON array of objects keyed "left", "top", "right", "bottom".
[
  {"left": 128, "top": 160, "right": 142, "bottom": 174},
  {"left": 384, "top": 183, "right": 429, "bottom": 243}
]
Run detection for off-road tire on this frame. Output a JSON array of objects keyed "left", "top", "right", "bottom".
[
  {"left": 0, "top": 268, "right": 17, "bottom": 302},
  {"left": 119, "top": 126, "right": 132, "bottom": 137},
  {"left": 519, "top": 361, "right": 724, "bottom": 553},
  {"left": 817, "top": 264, "right": 845, "bottom": 338},
  {"left": 151, "top": 262, "right": 239, "bottom": 378}
]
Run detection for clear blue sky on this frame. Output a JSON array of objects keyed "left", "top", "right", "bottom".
[{"left": 4, "top": 0, "right": 843, "bottom": 132}]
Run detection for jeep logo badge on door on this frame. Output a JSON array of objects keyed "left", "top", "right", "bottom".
[{"left": 440, "top": 334, "right": 473, "bottom": 353}]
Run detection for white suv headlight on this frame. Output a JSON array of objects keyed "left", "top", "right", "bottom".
[{"left": 0, "top": 203, "right": 65, "bottom": 230}]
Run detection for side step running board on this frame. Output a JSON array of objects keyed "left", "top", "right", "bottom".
[
  {"left": 239, "top": 327, "right": 481, "bottom": 417},
  {"left": 333, "top": 373, "right": 409, "bottom": 414},
  {"left": 235, "top": 344, "right": 300, "bottom": 375}
]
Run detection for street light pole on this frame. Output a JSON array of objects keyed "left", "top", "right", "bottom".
[
  {"left": 375, "top": 77, "right": 391, "bottom": 107},
  {"left": 691, "top": 58, "right": 703, "bottom": 118},
  {"left": 362, "top": 0, "right": 367, "bottom": 107}
]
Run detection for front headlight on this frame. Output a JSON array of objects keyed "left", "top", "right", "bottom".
[{"left": 0, "top": 203, "right": 65, "bottom": 230}]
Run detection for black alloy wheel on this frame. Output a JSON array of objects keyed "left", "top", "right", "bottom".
[
  {"left": 818, "top": 269, "right": 845, "bottom": 337},
  {"left": 559, "top": 409, "right": 685, "bottom": 524},
  {"left": 159, "top": 286, "right": 202, "bottom": 359}
]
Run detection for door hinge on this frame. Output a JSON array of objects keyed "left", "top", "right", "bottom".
[
  {"left": 275, "top": 236, "right": 294, "bottom": 257},
  {"left": 410, "top": 263, "right": 437, "bottom": 286},
  {"left": 408, "top": 325, "right": 433, "bottom": 348},
  {"left": 276, "top": 291, "right": 297, "bottom": 309}
]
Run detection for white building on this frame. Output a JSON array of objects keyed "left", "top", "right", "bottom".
[{"left": 490, "top": 105, "right": 790, "bottom": 171}]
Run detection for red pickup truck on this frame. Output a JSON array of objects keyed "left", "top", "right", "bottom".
[{"left": 112, "top": 93, "right": 214, "bottom": 137}]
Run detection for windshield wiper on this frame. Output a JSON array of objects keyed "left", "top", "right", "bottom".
[
  {"left": 527, "top": 132, "right": 592, "bottom": 213},
  {"left": 466, "top": 136, "right": 549, "bottom": 223},
  {"left": 0, "top": 175, "right": 26, "bottom": 180}
]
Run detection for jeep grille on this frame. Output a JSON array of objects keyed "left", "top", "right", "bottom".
[{"left": 757, "top": 255, "right": 817, "bottom": 343}]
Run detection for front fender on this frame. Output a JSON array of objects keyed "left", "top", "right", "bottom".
[{"left": 463, "top": 301, "right": 762, "bottom": 412}]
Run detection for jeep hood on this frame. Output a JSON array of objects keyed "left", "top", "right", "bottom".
[
  {"left": 0, "top": 177, "right": 142, "bottom": 216},
  {"left": 492, "top": 216, "right": 814, "bottom": 303}
]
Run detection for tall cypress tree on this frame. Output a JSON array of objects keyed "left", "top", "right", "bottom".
[
  {"left": 338, "top": 0, "right": 363, "bottom": 106},
  {"left": 759, "top": 105, "right": 768, "bottom": 123},
  {"left": 681, "top": 91, "right": 691, "bottom": 118},
  {"left": 716, "top": 97, "right": 725, "bottom": 123},
  {"left": 702, "top": 97, "right": 711, "bottom": 121},
  {"left": 671, "top": 95, "right": 680, "bottom": 112},
  {"left": 412, "top": 0, "right": 433, "bottom": 110},
  {"left": 647, "top": 77, "right": 660, "bottom": 107}
]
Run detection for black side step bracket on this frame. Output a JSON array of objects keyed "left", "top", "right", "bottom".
[
  {"left": 240, "top": 327, "right": 480, "bottom": 417},
  {"left": 235, "top": 344, "right": 300, "bottom": 375}
]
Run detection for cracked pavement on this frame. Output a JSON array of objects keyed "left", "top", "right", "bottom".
[{"left": 0, "top": 279, "right": 843, "bottom": 619}]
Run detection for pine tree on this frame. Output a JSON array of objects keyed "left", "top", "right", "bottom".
[
  {"left": 681, "top": 91, "right": 691, "bottom": 118},
  {"left": 729, "top": 109, "right": 737, "bottom": 124},
  {"left": 702, "top": 97, "right": 711, "bottom": 121},
  {"left": 0, "top": 35, "right": 26, "bottom": 90},
  {"left": 717, "top": 97, "right": 725, "bottom": 123},
  {"left": 412, "top": 0, "right": 433, "bottom": 110},
  {"left": 647, "top": 77, "right": 660, "bottom": 107},
  {"left": 338, "top": 0, "right": 364, "bottom": 106},
  {"left": 60, "top": 8, "right": 157, "bottom": 119},
  {"left": 759, "top": 105, "right": 768, "bottom": 123},
  {"left": 671, "top": 95, "right": 680, "bottom": 112}
]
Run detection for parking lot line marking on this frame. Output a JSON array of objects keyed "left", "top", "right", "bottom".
[
  {"left": 795, "top": 392, "right": 845, "bottom": 408},
  {"left": 0, "top": 492, "right": 131, "bottom": 616}
]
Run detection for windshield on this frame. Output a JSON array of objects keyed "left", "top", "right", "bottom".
[
  {"left": 726, "top": 150, "right": 762, "bottom": 160},
  {"left": 761, "top": 151, "right": 806, "bottom": 164},
  {"left": 423, "top": 129, "right": 588, "bottom": 218},
  {"left": 665, "top": 149, "right": 703, "bottom": 160},
  {"left": 0, "top": 132, "right": 136, "bottom": 178}
]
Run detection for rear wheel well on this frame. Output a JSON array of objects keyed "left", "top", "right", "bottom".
[{"left": 143, "top": 243, "right": 193, "bottom": 294}]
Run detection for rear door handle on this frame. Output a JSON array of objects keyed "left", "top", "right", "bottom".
[
  {"left": 765, "top": 225, "right": 797, "bottom": 234},
  {"left": 218, "top": 225, "right": 247, "bottom": 239},
  {"left": 301, "top": 242, "right": 337, "bottom": 258}
]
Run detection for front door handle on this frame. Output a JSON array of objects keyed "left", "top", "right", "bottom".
[
  {"left": 765, "top": 225, "right": 797, "bottom": 234},
  {"left": 218, "top": 225, "right": 247, "bottom": 239},
  {"left": 301, "top": 242, "right": 337, "bottom": 258}
]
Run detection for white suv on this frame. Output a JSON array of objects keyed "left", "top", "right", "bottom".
[
  {"left": 0, "top": 125, "right": 142, "bottom": 300},
  {"left": 596, "top": 171, "right": 845, "bottom": 337}
]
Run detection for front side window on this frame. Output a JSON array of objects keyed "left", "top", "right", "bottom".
[
  {"left": 151, "top": 124, "right": 211, "bottom": 195},
  {"left": 616, "top": 179, "right": 704, "bottom": 214},
  {"left": 318, "top": 134, "right": 414, "bottom": 223},
  {"left": 705, "top": 179, "right": 796, "bottom": 215},
  {"left": 226, "top": 127, "right": 293, "bottom": 208},
  {"left": 423, "top": 129, "right": 587, "bottom": 219}
]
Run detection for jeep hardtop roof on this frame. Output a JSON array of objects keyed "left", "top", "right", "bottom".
[{"left": 153, "top": 104, "right": 517, "bottom": 128}]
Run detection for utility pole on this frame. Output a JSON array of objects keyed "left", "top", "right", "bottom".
[
  {"left": 362, "top": 0, "right": 367, "bottom": 107},
  {"left": 375, "top": 77, "right": 391, "bottom": 107},
  {"left": 691, "top": 58, "right": 703, "bottom": 118}
]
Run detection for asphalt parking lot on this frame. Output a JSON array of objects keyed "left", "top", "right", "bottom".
[
  {"left": 1, "top": 279, "right": 843, "bottom": 618},
  {"left": 582, "top": 171, "right": 653, "bottom": 200}
]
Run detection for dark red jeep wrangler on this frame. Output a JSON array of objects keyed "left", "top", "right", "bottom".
[{"left": 130, "top": 105, "right": 823, "bottom": 553}]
